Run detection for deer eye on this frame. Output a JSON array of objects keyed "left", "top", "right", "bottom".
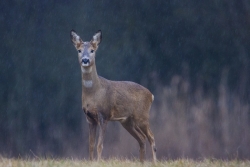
[
  {"left": 90, "top": 50, "right": 94, "bottom": 53},
  {"left": 78, "top": 50, "right": 81, "bottom": 53}
]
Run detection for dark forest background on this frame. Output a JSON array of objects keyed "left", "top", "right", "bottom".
[{"left": 0, "top": 0, "right": 250, "bottom": 160}]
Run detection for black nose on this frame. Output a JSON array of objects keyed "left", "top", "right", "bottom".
[{"left": 82, "top": 58, "right": 90, "bottom": 64}]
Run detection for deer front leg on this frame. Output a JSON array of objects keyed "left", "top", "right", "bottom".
[
  {"left": 97, "top": 112, "right": 108, "bottom": 161},
  {"left": 88, "top": 122, "right": 97, "bottom": 160}
]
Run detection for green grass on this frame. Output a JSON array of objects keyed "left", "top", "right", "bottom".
[{"left": 0, "top": 158, "right": 249, "bottom": 167}]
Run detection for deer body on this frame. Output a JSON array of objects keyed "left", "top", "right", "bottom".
[{"left": 71, "top": 30, "right": 156, "bottom": 163}]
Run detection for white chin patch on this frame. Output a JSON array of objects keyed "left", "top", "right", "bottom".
[
  {"left": 81, "top": 63, "right": 90, "bottom": 67},
  {"left": 81, "top": 66, "right": 92, "bottom": 73}
]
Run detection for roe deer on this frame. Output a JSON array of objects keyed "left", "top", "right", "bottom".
[{"left": 70, "top": 30, "right": 156, "bottom": 163}]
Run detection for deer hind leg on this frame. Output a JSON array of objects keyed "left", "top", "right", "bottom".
[
  {"left": 141, "top": 125, "right": 157, "bottom": 163},
  {"left": 121, "top": 119, "right": 147, "bottom": 163}
]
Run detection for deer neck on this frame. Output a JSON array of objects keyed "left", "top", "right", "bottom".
[{"left": 81, "top": 64, "right": 100, "bottom": 91}]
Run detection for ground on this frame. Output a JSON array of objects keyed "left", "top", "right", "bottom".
[{"left": 0, "top": 158, "right": 249, "bottom": 167}]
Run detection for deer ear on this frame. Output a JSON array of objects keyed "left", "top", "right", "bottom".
[
  {"left": 70, "top": 30, "right": 83, "bottom": 48},
  {"left": 91, "top": 30, "right": 102, "bottom": 47}
]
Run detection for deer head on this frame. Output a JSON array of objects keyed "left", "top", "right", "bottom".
[{"left": 70, "top": 30, "right": 102, "bottom": 73}]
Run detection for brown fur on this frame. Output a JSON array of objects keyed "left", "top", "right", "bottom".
[{"left": 70, "top": 30, "right": 156, "bottom": 163}]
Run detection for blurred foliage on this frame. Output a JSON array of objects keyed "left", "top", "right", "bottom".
[{"left": 0, "top": 0, "right": 250, "bottom": 158}]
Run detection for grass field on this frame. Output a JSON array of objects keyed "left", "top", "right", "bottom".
[{"left": 0, "top": 158, "right": 250, "bottom": 167}]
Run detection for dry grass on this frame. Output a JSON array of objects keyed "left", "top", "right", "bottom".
[{"left": 0, "top": 158, "right": 249, "bottom": 167}]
